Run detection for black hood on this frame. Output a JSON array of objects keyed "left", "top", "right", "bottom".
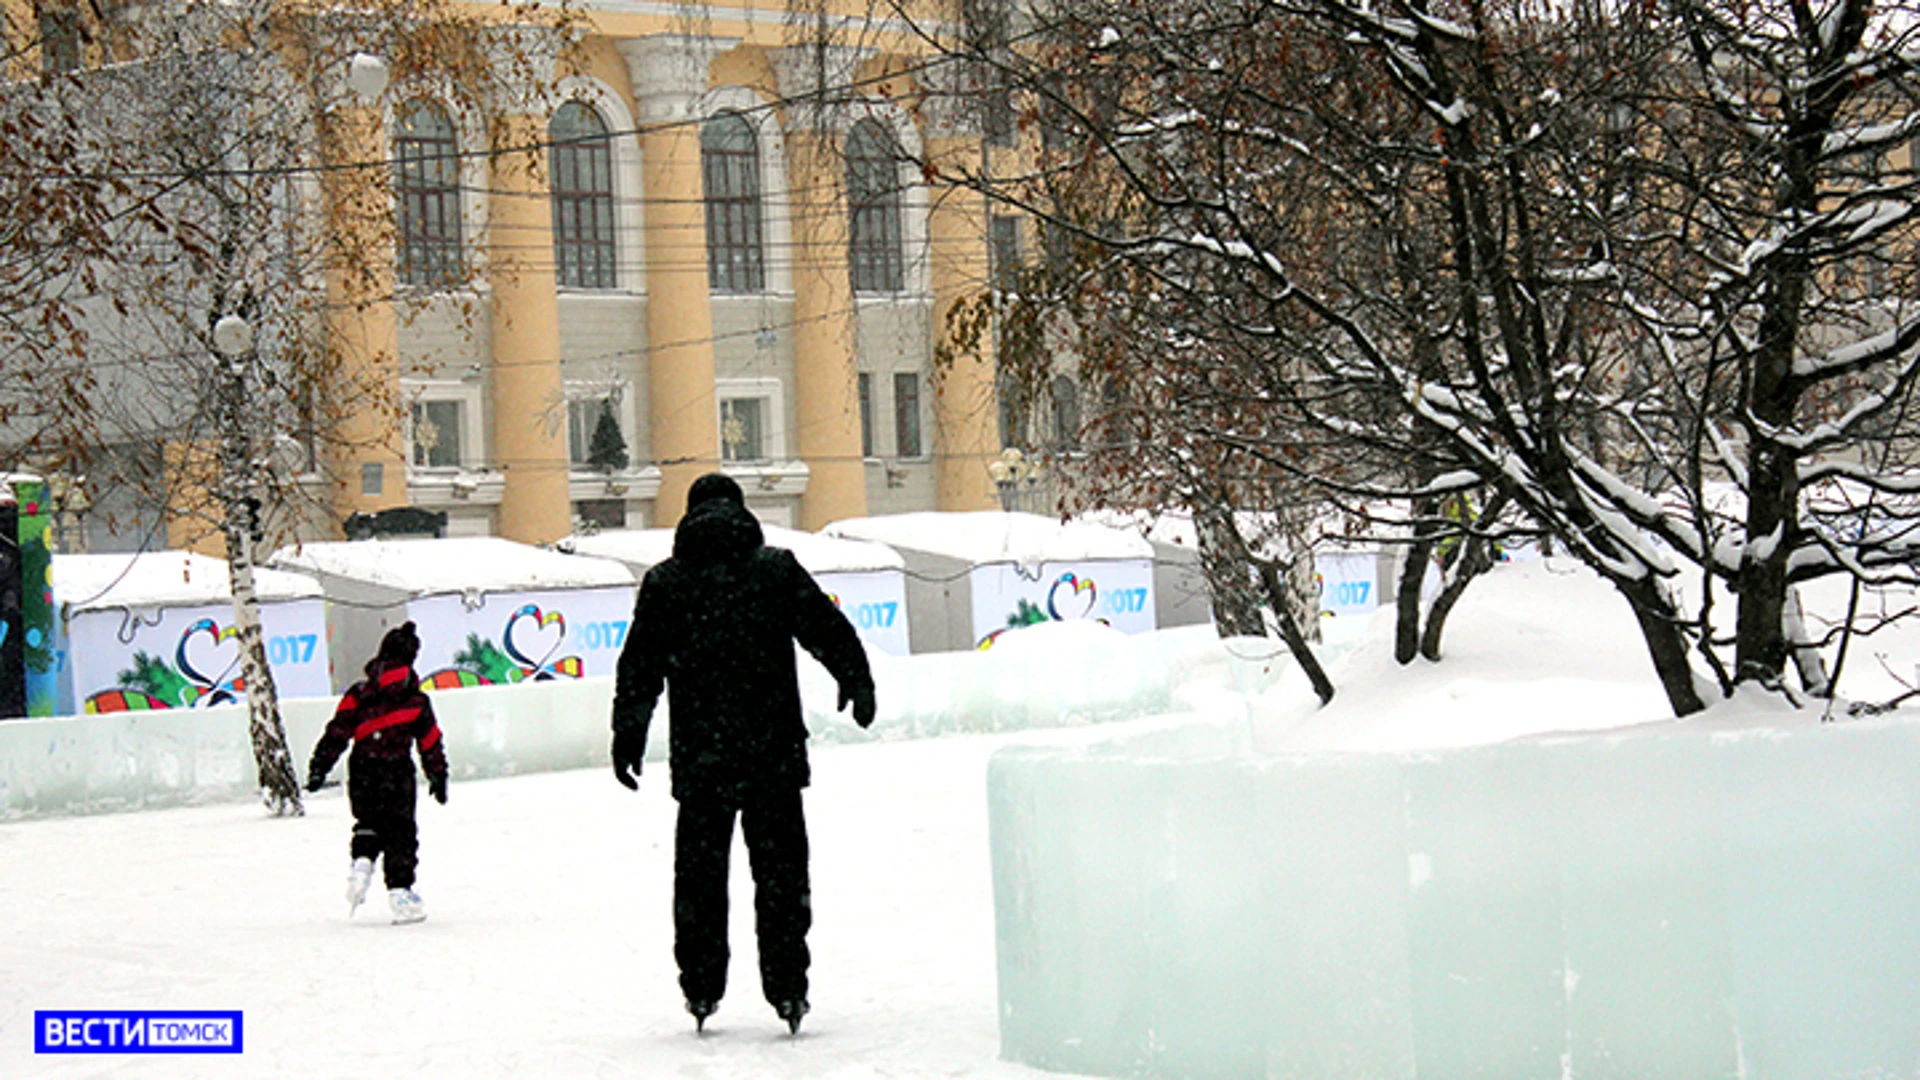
[{"left": 673, "top": 497, "right": 764, "bottom": 564}]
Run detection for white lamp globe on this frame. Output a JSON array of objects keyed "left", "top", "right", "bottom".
[
  {"left": 212, "top": 314, "right": 254, "bottom": 358},
  {"left": 347, "top": 53, "right": 390, "bottom": 105}
]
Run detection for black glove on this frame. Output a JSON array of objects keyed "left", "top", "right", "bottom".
[
  {"left": 612, "top": 727, "right": 645, "bottom": 791},
  {"left": 838, "top": 683, "right": 877, "bottom": 729},
  {"left": 305, "top": 771, "right": 326, "bottom": 793},
  {"left": 429, "top": 774, "right": 448, "bottom": 805}
]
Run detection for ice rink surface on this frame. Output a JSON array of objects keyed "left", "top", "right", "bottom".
[
  {"left": 8, "top": 557, "right": 1917, "bottom": 1077},
  {"left": 0, "top": 733, "right": 1065, "bottom": 1079}
]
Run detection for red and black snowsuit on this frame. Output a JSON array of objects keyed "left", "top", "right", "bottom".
[{"left": 309, "top": 657, "right": 448, "bottom": 890}]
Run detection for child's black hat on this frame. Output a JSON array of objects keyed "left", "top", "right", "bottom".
[{"left": 377, "top": 620, "right": 421, "bottom": 666}]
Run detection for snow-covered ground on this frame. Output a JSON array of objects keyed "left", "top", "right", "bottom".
[
  {"left": 0, "top": 733, "right": 1062, "bottom": 1079},
  {"left": 3, "top": 556, "right": 1914, "bottom": 1077}
]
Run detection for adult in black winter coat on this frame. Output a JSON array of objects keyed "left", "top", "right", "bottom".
[{"left": 611, "top": 472, "right": 875, "bottom": 1033}]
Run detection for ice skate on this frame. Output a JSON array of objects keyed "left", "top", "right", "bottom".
[
  {"left": 686, "top": 999, "right": 717, "bottom": 1033},
  {"left": 345, "top": 857, "right": 374, "bottom": 915},
  {"left": 388, "top": 887, "right": 426, "bottom": 925},
  {"left": 775, "top": 999, "right": 808, "bottom": 1035}
]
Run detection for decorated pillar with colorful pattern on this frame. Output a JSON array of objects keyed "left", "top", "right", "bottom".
[
  {"left": 12, "top": 478, "right": 54, "bottom": 716},
  {"left": 0, "top": 484, "right": 21, "bottom": 718}
]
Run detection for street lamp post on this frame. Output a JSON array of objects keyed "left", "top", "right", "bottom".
[
  {"left": 988, "top": 447, "right": 1044, "bottom": 512},
  {"left": 213, "top": 313, "right": 303, "bottom": 815}
]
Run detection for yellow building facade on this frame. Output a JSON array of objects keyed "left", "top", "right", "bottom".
[{"left": 314, "top": 4, "right": 1003, "bottom": 544}]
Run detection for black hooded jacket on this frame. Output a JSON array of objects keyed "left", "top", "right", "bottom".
[{"left": 611, "top": 497, "right": 873, "bottom": 804}]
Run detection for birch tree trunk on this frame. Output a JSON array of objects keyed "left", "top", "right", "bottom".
[
  {"left": 220, "top": 354, "right": 302, "bottom": 816},
  {"left": 1194, "top": 502, "right": 1266, "bottom": 637},
  {"left": 1280, "top": 518, "right": 1322, "bottom": 645}
]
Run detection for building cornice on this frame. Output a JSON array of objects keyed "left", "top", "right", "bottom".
[{"left": 772, "top": 43, "right": 877, "bottom": 131}]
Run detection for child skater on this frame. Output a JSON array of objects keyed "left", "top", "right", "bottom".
[{"left": 307, "top": 621, "right": 448, "bottom": 924}]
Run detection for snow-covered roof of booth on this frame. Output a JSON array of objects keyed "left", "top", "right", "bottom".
[
  {"left": 56, "top": 551, "right": 324, "bottom": 613},
  {"left": 1077, "top": 508, "right": 1201, "bottom": 549},
  {"left": 563, "top": 524, "right": 905, "bottom": 574},
  {"left": 268, "top": 537, "right": 634, "bottom": 596},
  {"left": 824, "top": 511, "right": 1154, "bottom": 564}
]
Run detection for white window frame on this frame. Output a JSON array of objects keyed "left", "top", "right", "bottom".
[
  {"left": 552, "top": 76, "right": 645, "bottom": 293},
  {"left": 385, "top": 83, "right": 489, "bottom": 295},
  {"left": 403, "top": 379, "right": 485, "bottom": 473},
  {"left": 694, "top": 86, "right": 793, "bottom": 295},
  {"left": 839, "top": 99, "right": 931, "bottom": 299},
  {"left": 716, "top": 377, "right": 786, "bottom": 463}
]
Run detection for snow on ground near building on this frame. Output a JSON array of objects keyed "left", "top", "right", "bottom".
[
  {"left": 2, "top": 557, "right": 1912, "bottom": 1077},
  {"left": 1249, "top": 556, "right": 1680, "bottom": 752},
  {"left": 1238, "top": 555, "right": 1920, "bottom": 752}
]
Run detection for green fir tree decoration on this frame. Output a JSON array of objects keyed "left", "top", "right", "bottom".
[
  {"left": 453, "top": 633, "right": 523, "bottom": 684},
  {"left": 586, "top": 401, "right": 629, "bottom": 473},
  {"left": 118, "top": 651, "right": 196, "bottom": 707},
  {"left": 1006, "top": 598, "right": 1051, "bottom": 629}
]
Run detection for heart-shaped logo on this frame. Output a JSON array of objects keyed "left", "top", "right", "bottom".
[
  {"left": 1046, "top": 572, "right": 1099, "bottom": 621},
  {"left": 176, "top": 617, "right": 242, "bottom": 701},
  {"left": 503, "top": 604, "right": 567, "bottom": 670}
]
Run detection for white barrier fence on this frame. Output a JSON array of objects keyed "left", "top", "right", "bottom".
[{"left": 0, "top": 622, "right": 1235, "bottom": 820}]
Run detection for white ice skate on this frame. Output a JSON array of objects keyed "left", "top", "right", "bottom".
[
  {"left": 389, "top": 887, "right": 427, "bottom": 925},
  {"left": 346, "top": 858, "right": 374, "bottom": 915}
]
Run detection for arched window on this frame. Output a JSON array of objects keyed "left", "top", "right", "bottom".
[
  {"left": 846, "top": 119, "right": 905, "bottom": 293},
  {"left": 701, "top": 112, "right": 765, "bottom": 293},
  {"left": 550, "top": 102, "right": 617, "bottom": 290},
  {"left": 395, "top": 100, "right": 463, "bottom": 288}
]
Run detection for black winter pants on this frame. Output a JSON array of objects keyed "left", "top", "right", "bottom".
[
  {"left": 674, "top": 789, "right": 811, "bottom": 1007},
  {"left": 348, "top": 765, "right": 419, "bottom": 890}
]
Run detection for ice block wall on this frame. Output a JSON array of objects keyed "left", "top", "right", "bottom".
[
  {"left": 990, "top": 716, "right": 1920, "bottom": 1079},
  {"left": 0, "top": 677, "right": 625, "bottom": 818},
  {"left": 0, "top": 621, "right": 1209, "bottom": 818}
]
